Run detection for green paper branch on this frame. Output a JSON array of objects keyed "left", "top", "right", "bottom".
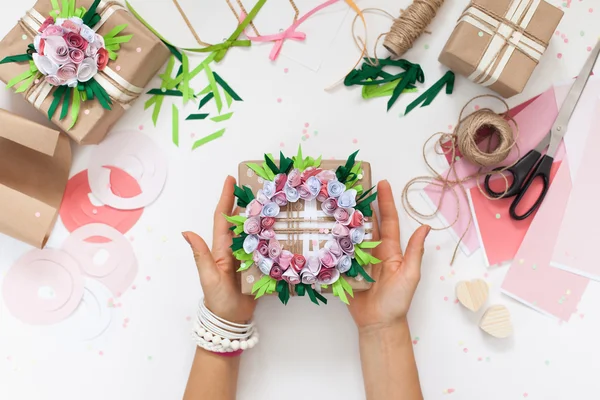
[
  {"left": 252, "top": 275, "right": 277, "bottom": 299},
  {"left": 336, "top": 150, "right": 359, "bottom": 183},
  {"left": 233, "top": 184, "right": 255, "bottom": 208},
  {"left": 276, "top": 280, "right": 291, "bottom": 305},
  {"left": 348, "top": 259, "right": 375, "bottom": 283},
  {"left": 292, "top": 145, "right": 322, "bottom": 172},
  {"left": 405, "top": 71, "right": 455, "bottom": 115},
  {"left": 332, "top": 277, "right": 354, "bottom": 305}
]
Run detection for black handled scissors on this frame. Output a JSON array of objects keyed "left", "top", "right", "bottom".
[{"left": 484, "top": 40, "right": 600, "bottom": 221}]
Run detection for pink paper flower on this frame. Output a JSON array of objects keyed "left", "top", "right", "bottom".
[
  {"left": 321, "top": 198, "right": 338, "bottom": 216},
  {"left": 349, "top": 210, "right": 364, "bottom": 228},
  {"left": 261, "top": 217, "right": 275, "bottom": 229},
  {"left": 332, "top": 223, "right": 350, "bottom": 238},
  {"left": 316, "top": 169, "right": 336, "bottom": 184},
  {"left": 268, "top": 238, "right": 282, "bottom": 260},
  {"left": 45, "top": 74, "right": 63, "bottom": 86},
  {"left": 316, "top": 186, "right": 329, "bottom": 202},
  {"left": 334, "top": 208, "right": 353, "bottom": 225},
  {"left": 243, "top": 217, "right": 261, "bottom": 235},
  {"left": 246, "top": 199, "right": 263, "bottom": 217},
  {"left": 61, "top": 20, "right": 81, "bottom": 34},
  {"left": 283, "top": 268, "right": 300, "bottom": 284},
  {"left": 318, "top": 248, "right": 338, "bottom": 268},
  {"left": 291, "top": 254, "right": 306, "bottom": 273},
  {"left": 257, "top": 240, "right": 269, "bottom": 257},
  {"left": 287, "top": 168, "right": 301, "bottom": 187},
  {"left": 270, "top": 264, "right": 284, "bottom": 280},
  {"left": 300, "top": 269, "right": 317, "bottom": 285},
  {"left": 317, "top": 267, "right": 340, "bottom": 285},
  {"left": 77, "top": 57, "right": 97, "bottom": 82},
  {"left": 243, "top": 234, "right": 260, "bottom": 253},
  {"left": 300, "top": 167, "right": 321, "bottom": 182},
  {"left": 69, "top": 48, "right": 85, "bottom": 64},
  {"left": 96, "top": 47, "right": 109, "bottom": 71},
  {"left": 57, "top": 62, "right": 77, "bottom": 81},
  {"left": 306, "top": 256, "right": 322, "bottom": 275},
  {"left": 38, "top": 17, "right": 54, "bottom": 33},
  {"left": 298, "top": 184, "right": 313, "bottom": 200},
  {"left": 274, "top": 173, "right": 287, "bottom": 192},
  {"left": 272, "top": 191, "right": 288, "bottom": 207},
  {"left": 41, "top": 25, "right": 64, "bottom": 38},
  {"left": 259, "top": 229, "right": 275, "bottom": 240},
  {"left": 65, "top": 32, "right": 88, "bottom": 51},
  {"left": 338, "top": 237, "right": 355, "bottom": 256},
  {"left": 325, "top": 239, "right": 343, "bottom": 257},
  {"left": 44, "top": 36, "right": 69, "bottom": 64},
  {"left": 38, "top": 39, "right": 46, "bottom": 56},
  {"left": 279, "top": 250, "right": 293, "bottom": 270}
]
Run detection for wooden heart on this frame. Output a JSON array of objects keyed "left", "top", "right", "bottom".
[
  {"left": 479, "top": 305, "right": 513, "bottom": 338},
  {"left": 456, "top": 279, "right": 489, "bottom": 312}
]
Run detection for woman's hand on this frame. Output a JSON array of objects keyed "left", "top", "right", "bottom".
[
  {"left": 348, "top": 180, "right": 430, "bottom": 331},
  {"left": 183, "top": 175, "right": 256, "bottom": 324}
]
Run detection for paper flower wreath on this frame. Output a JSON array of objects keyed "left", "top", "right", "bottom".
[
  {"left": 0, "top": 0, "right": 132, "bottom": 129},
  {"left": 226, "top": 148, "right": 381, "bottom": 306}
]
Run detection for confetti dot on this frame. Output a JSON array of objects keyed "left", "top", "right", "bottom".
[
  {"left": 447, "top": 389, "right": 455, "bottom": 394},
  {"left": 454, "top": 299, "right": 459, "bottom": 304},
  {"left": 302, "top": 129, "right": 307, "bottom": 134},
  {"left": 412, "top": 340, "right": 418, "bottom": 345},
  {"left": 519, "top": 259, "right": 525, "bottom": 264},
  {"left": 280, "top": 142, "right": 285, "bottom": 148},
  {"left": 115, "top": 66, "right": 121, "bottom": 72},
  {"left": 246, "top": 275, "right": 255, "bottom": 284},
  {"left": 561, "top": 33, "right": 566, "bottom": 39},
  {"left": 589, "top": 8, "right": 593, "bottom": 13},
  {"left": 99, "top": 351, "right": 104, "bottom": 356},
  {"left": 474, "top": 105, "right": 480, "bottom": 110},
  {"left": 136, "top": 47, "right": 142, "bottom": 53},
  {"left": 566, "top": 289, "right": 571, "bottom": 295},
  {"left": 277, "top": 98, "right": 282, "bottom": 103},
  {"left": 352, "top": 138, "right": 358, "bottom": 144},
  {"left": 314, "top": 130, "right": 319, "bottom": 135},
  {"left": 523, "top": 394, "right": 528, "bottom": 398},
  {"left": 463, "top": 348, "right": 469, "bottom": 353},
  {"left": 580, "top": 31, "right": 585, "bottom": 37},
  {"left": 246, "top": 169, "right": 254, "bottom": 178},
  {"left": 34, "top": 212, "right": 41, "bottom": 218},
  {"left": 415, "top": 336, "right": 419, "bottom": 340},
  {"left": 532, "top": 264, "right": 538, "bottom": 270},
  {"left": 458, "top": 341, "right": 464, "bottom": 346},
  {"left": 440, "top": 276, "right": 445, "bottom": 281},
  {"left": 495, "top": 213, "right": 501, "bottom": 219},
  {"left": 92, "top": 209, "right": 98, "bottom": 215},
  {"left": 34, "top": 79, "right": 40, "bottom": 85},
  {"left": 588, "top": 46, "right": 593, "bottom": 52},
  {"left": 436, "top": 245, "right": 441, "bottom": 251},
  {"left": 448, "top": 124, "right": 453, "bottom": 130},
  {"left": 555, "top": 30, "right": 560, "bottom": 36},
  {"left": 444, "top": 296, "right": 449, "bottom": 301},
  {"left": 132, "top": 285, "right": 137, "bottom": 290},
  {"left": 545, "top": 360, "right": 550, "bottom": 366},
  {"left": 161, "top": 88, "right": 167, "bottom": 93},
  {"left": 146, "top": 276, "right": 151, "bottom": 281},
  {"left": 484, "top": 272, "right": 489, "bottom": 278},
  {"left": 478, "top": 31, "right": 484, "bottom": 37},
  {"left": 557, "top": 53, "right": 563, "bottom": 59},
  {"left": 478, "top": 357, "right": 483, "bottom": 361},
  {"left": 284, "top": 68, "right": 289, "bottom": 73},
  {"left": 301, "top": 136, "right": 307, "bottom": 141},
  {"left": 186, "top": 316, "right": 192, "bottom": 321},
  {"left": 147, "top": 356, "right": 153, "bottom": 361},
  {"left": 486, "top": 357, "right": 490, "bottom": 362},
  {"left": 455, "top": 156, "right": 461, "bottom": 161},
  {"left": 424, "top": 44, "right": 430, "bottom": 49},
  {"left": 564, "top": 38, "right": 569, "bottom": 44},
  {"left": 304, "top": 122, "right": 309, "bottom": 128},
  {"left": 138, "top": 125, "right": 144, "bottom": 131},
  {"left": 22, "top": 34, "right": 28, "bottom": 40},
  {"left": 84, "top": 109, "right": 90, "bottom": 115},
  {"left": 580, "top": 313, "right": 585, "bottom": 319}
]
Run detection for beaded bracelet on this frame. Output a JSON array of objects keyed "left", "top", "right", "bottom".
[{"left": 192, "top": 301, "right": 259, "bottom": 354}]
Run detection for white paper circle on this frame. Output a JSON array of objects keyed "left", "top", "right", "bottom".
[{"left": 88, "top": 130, "right": 167, "bottom": 210}]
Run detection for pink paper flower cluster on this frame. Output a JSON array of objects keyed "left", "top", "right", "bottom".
[
  {"left": 242, "top": 167, "right": 367, "bottom": 286},
  {"left": 33, "top": 16, "right": 108, "bottom": 87}
]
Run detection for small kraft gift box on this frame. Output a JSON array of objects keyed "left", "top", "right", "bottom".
[
  {"left": 0, "top": 0, "right": 170, "bottom": 144},
  {"left": 0, "top": 109, "right": 71, "bottom": 248},
  {"left": 439, "top": 0, "right": 564, "bottom": 98},
  {"left": 228, "top": 149, "right": 381, "bottom": 306}
]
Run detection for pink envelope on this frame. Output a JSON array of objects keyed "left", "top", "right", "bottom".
[
  {"left": 501, "top": 160, "right": 588, "bottom": 322},
  {"left": 550, "top": 101, "right": 600, "bottom": 280}
]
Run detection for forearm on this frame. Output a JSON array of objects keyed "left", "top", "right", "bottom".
[
  {"left": 183, "top": 348, "right": 241, "bottom": 400},
  {"left": 359, "top": 319, "right": 423, "bottom": 400}
]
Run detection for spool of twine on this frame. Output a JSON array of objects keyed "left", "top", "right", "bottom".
[{"left": 383, "top": 0, "right": 445, "bottom": 58}]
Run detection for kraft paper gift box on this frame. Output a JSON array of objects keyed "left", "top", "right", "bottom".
[
  {"left": 238, "top": 160, "right": 375, "bottom": 296},
  {"left": 439, "top": 0, "right": 563, "bottom": 98},
  {"left": 0, "top": 109, "right": 71, "bottom": 248},
  {"left": 0, "top": 0, "right": 170, "bottom": 144}
]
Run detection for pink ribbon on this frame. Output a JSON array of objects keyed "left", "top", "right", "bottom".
[{"left": 241, "top": 0, "right": 339, "bottom": 61}]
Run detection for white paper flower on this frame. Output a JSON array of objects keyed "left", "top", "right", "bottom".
[
  {"left": 55, "top": 18, "right": 66, "bottom": 26},
  {"left": 243, "top": 234, "right": 260, "bottom": 254},
  {"left": 255, "top": 189, "right": 270, "bottom": 205},
  {"left": 79, "top": 25, "right": 96, "bottom": 44},
  {"left": 337, "top": 255, "right": 353, "bottom": 273},
  {"left": 32, "top": 53, "right": 59, "bottom": 76},
  {"left": 306, "top": 176, "right": 322, "bottom": 198},
  {"left": 284, "top": 183, "right": 300, "bottom": 202},
  {"left": 77, "top": 57, "right": 98, "bottom": 82},
  {"left": 33, "top": 35, "right": 42, "bottom": 54},
  {"left": 65, "top": 78, "right": 78, "bottom": 88},
  {"left": 68, "top": 16, "right": 83, "bottom": 25},
  {"left": 256, "top": 256, "right": 274, "bottom": 276},
  {"left": 350, "top": 227, "right": 366, "bottom": 244},
  {"left": 262, "top": 180, "right": 276, "bottom": 199},
  {"left": 338, "top": 189, "right": 358, "bottom": 208},
  {"left": 261, "top": 201, "right": 280, "bottom": 218},
  {"left": 300, "top": 269, "right": 317, "bottom": 285},
  {"left": 327, "top": 180, "right": 346, "bottom": 198}
]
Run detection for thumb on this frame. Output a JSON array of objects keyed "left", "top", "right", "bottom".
[
  {"left": 403, "top": 225, "right": 431, "bottom": 282},
  {"left": 182, "top": 231, "right": 218, "bottom": 282}
]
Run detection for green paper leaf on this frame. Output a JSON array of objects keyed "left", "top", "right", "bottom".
[
  {"left": 234, "top": 184, "right": 252, "bottom": 208},
  {"left": 147, "top": 89, "right": 184, "bottom": 96},
  {"left": 355, "top": 247, "right": 382, "bottom": 266},
  {"left": 346, "top": 263, "right": 358, "bottom": 278},
  {"left": 198, "top": 92, "right": 214, "bottom": 110},
  {"left": 305, "top": 285, "right": 319, "bottom": 305},
  {"left": 223, "top": 214, "right": 247, "bottom": 225},
  {"left": 60, "top": 84, "right": 71, "bottom": 120},
  {"left": 172, "top": 104, "right": 179, "bottom": 147},
  {"left": 357, "top": 186, "right": 375, "bottom": 202},
  {"left": 224, "top": 90, "right": 233, "bottom": 108},
  {"left": 351, "top": 259, "right": 375, "bottom": 282},
  {"left": 332, "top": 280, "right": 349, "bottom": 304},
  {"left": 336, "top": 150, "right": 359, "bottom": 183},
  {"left": 205, "top": 64, "right": 222, "bottom": 113},
  {"left": 278, "top": 151, "right": 294, "bottom": 174},
  {"left": 48, "top": 86, "right": 66, "bottom": 121},
  {"left": 313, "top": 288, "right": 327, "bottom": 305},
  {"left": 264, "top": 154, "right": 279, "bottom": 175},
  {"left": 357, "top": 241, "right": 382, "bottom": 249},
  {"left": 405, "top": 71, "right": 455, "bottom": 115},
  {"left": 186, "top": 113, "right": 209, "bottom": 120},
  {"left": 191, "top": 128, "right": 225, "bottom": 150},
  {"left": 213, "top": 72, "right": 243, "bottom": 101},
  {"left": 232, "top": 248, "right": 253, "bottom": 261},
  {"left": 68, "top": 87, "right": 80, "bottom": 130},
  {"left": 233, "top": 225, "right": 244, "bottom": 235},
  {"left": 237, "top": 261, "right": 254, "bottom": 272},
  {"left": 243, "top": 185, "right": 255, "bottom": 203},
  {"left": 339, "top": 276, "right": 354, "bottom": 298},
  {"left": 355, "top": 191, "right": 377, "bottom": 217},
  {"left": 152, "top": 96, "right": 164, "bottom": 126},
  {"left": 210, "top": 112, "right": 233, "bottom": 122},
  {"left": 0, "top": 54, "right": 32, "bottom": 65},
  {"left": 247, "top": 163, "right": 271, "bottom": 180},
  {"left": 82, "top": 0, "right": 101, "bottom": 25},
  {"left": 276, "top": 280, "right": 290, "bottom": 305},
  {"left": 104, "top": 24, "right": 127, "bottom": 39},
  {"left": 252, "top": 275, "right": 273, "bottom": 295}
]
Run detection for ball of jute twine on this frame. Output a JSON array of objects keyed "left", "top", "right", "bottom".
[
  {"left": 401, "top": 95, "right": 520, "bottom": 265},
  {"left": 383, "top": 0, "right": 445, "bottom": 58}
]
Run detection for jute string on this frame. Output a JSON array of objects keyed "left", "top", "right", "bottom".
[
  {"left": 172, "top": 0, "right": 212, "bottom": 46},
  {"left": 401, "top": 95, "right": 519, "bottom": 265},
  {"left": 383, "top": 0, "right": 444, "bottom": 58}
]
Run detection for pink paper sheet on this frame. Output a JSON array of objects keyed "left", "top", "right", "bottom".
[
  {"left": 423, "top": 87, "right": 563, "bottom": 254},
  {"left": 550, "top": 101, "right": 600, "bottom": 280},
  {"left": 468, "top": 162, "right": 562, "bottom": 266},
  {"left": 501, "top": 160, "right": 588, "bottom": 321}
]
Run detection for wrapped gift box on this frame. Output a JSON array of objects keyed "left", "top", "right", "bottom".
[
  {"left": 238, "top": 160, "right": 376, "bottom": 296},
  {"left": 0, "top": 109, "right": 71, "bottom": 247},
  {"left": 0, "top": 0, "right": 170, "bottom": 144},
  {"left": 439, "top": 0, "right": 563, "bottom": 98}
]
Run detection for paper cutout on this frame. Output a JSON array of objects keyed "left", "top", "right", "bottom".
[
  {"left": 59, "top": 168, "right": 143, "bottom": 243},
  {"left": 468, "top": 161, "right": 561, "bottom": 266},
  {"left": 501, "top": 161, "right": 588, "bottom": 322},
  {"left": 2, "top": 249, "right": 84, "bottom": 325},
  {"left": 88, "top": 130, "right": 168, "bottom": 210},
  {"left": 423, "top": 87, "right": 563, "bottom": 255},
  {"left": 550, "top": 101, "right": 600, "bottom": 280},
  {"left": 61, "top": 223, "right": 138, "bottom": 296}
]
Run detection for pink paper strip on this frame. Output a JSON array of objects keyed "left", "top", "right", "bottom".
[
  {"left": 60, "top": 168, "right": 144, "bottom": 243},
  {"left": 550, "top": 101, "right": 600, "bottom": 280},
  {"left": 423, "top": 87, "right": 562, "bottom": 254},
  {"left": 501, "top": 160, "right": 588, "bottom": 321},
  {"left": 468, "top": 162, "right": 562, "bottom": 266}
]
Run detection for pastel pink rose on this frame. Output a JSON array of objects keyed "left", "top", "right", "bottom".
[
  {"left": 44, "top": 36, "right": 69, "bottom": 64},
  {"left": 338, "top": 237, "right": 355, "bottom": 255},
  {"left": 287, "top": 168, "right": 302, "bottom": 187},
  {"left": 45, "top": 74, "right": 63, "bottom": 86},
  {"left": 334, "top": 208, "right": 352, "bottom": 225},
  {"left": 41, "top": 25, "right": 64, "bottom": 38},
  {"left": 332, "top": 223, "right": 350, "bottom": 238},
  {"left": 38, "top": 17, "right": 54, "bottom": 33},
  {"left": 260, "top": 229, "right": 275, "bottom": 240},
  {"left": 278, "top": 250, "right": 293, "bottom": 270},
  {"left": 38, "top": 39, "right": 46, "bottom": 56},
  {"left": 270, "top": 264, "right": 284, "bottom": 280},
  {"left": 317, "top": 268, "right": 340, "bottom": 285},
  {"left": 316, "top": 170, "right": 336, "bottom": 184},
  {"left": 261, "top": 217, "right": 275, "bottom": 229},
  {"left": 57, "top": 63, "right": 77, "bottom": 80},
  {"left": 291, "top": 254, "right": 306, "bottom": 273},
  {"left": 61, "top": 20, "right": 81, "bottom": 33},
  {"left": 283, "top": 268, "right": 301, "bottom": 285},
  {"left": 316, "top": 186, "right": 329, "bottom": 202},
  {"left": 246, "top": 200, "right": 263, "bottom": 217},
  {"left": 268, "top": 238, "right": 282, "bottom": 260},
  {"left": 272, "top": 191, "right": 288, "bottom": 207},
  {"left": 349, "top": 210, "right": 365, "bottom": 228},
  {"left": 69, "top": 48, "right": 85, "bottom": 64},
  {"left": 274, "top": 173, "right": 287, "bottom": 192},
  {"left": 321, "top": 198, "right": 338, "bottom": 215},
  {"left": 257, "top": 240, "right": 269, "bottom": 257},
  {"left": 318, "top": 248, "right": 338, "bottom": 268},
  {"left": 306, "top": 256, "right": 322, "bottom": 275},
  {"left": 243, "top": 217, "right": 261, "bottom": 235},
  {"left": 65, "top": 32, "right": 88, "bottom": 51},
  {"left": 325, "top": 240, "right": 343, "bottom": 257},
  {"left": 301, "top": 167, "right": 321, "bottom": 183}
]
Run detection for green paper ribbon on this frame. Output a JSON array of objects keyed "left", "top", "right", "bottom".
[
  {"left": 213, "top": 72, "right": 242, "bottom": 101},
  {"left": 172, "top": 104, "right": 179, "bottom": 146},
  {"left": 186, "top": 113, "right": 209, "bottom": 121},
  {"left": 405, "top": 71, "right": 455, "bottom": 115}
]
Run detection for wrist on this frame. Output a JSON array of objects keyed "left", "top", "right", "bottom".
[{"left": 358, "top": 317, "right": 410, "bottom": 338}]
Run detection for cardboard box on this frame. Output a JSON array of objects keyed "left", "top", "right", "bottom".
[
  {"left": 439, "top": 0, "right": 563, "bottom": 98},
  {"left": 0, "top": 0, "right": 170, "bottom": 144},
  {"left": 0, "top": 109, "right": 71, "bottom": 247},
  {"left": 238, "top": 160, "right": 375, "bottom": 296}
]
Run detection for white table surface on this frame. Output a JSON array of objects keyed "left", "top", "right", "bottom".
[{"left": 1, "top": 1, "right": 599, "bottom": 399}]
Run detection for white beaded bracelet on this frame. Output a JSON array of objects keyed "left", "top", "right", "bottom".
[{"left": 192, "top": 301, "right": 259, "bottom": 353}]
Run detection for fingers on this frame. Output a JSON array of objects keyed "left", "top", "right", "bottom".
[
  {"left": 403, "top": 225, "right": 431, "bottom": 282},
  {"left": 377, "top": 180, "right": 401, "bottom": 245},
  {"left": 368, "top": 209, "right": 383, "bottom": 281},
  {"left": 183, "top": 231, "right": 218, "bottom": 283},
  {"left": 213, "top": 176, "right": 237, "bottom": 255}
]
